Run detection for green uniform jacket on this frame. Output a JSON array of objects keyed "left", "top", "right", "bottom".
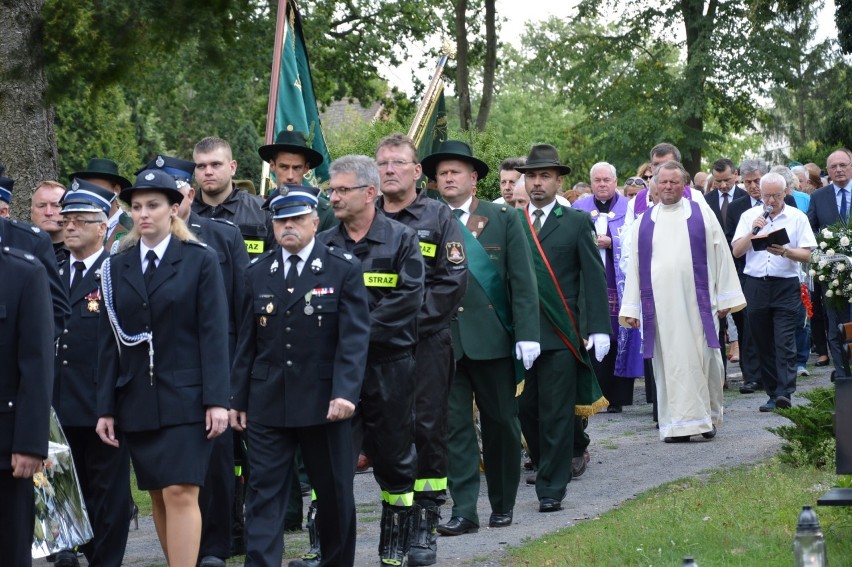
[
  {"left": 451, "top": 198, "right": 539, "bottom": 361},
  {"left": 533, "top": 204, "right": 609, "bottom": 351}
]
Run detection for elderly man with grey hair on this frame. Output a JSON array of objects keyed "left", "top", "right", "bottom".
[
  {"left": 732, "top": 172, "right": 817, "bottom": 411},
  {"left": 771, "top": 165, "right": 811, "bottom": 212}
]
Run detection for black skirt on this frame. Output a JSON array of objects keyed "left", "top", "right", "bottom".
[{"left": 125, "top": 422, "right": 213, "bottom": 490}]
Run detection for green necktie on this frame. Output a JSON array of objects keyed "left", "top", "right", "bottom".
[
  {"left": 452, "top": 208, "right": 463, "bottom": 219},
  {"left": 532, "top": 209, "right": 543, "bottom": 234}
]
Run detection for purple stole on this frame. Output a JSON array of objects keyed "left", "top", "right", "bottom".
[
  {"left": 637, "top": 200, "right": 720, "bottom": 359},
  {"left": 633, "top": 186, "right": 694, "bottom": 217}
]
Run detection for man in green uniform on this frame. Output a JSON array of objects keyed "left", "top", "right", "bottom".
[
  {"left": 422, "top": 141, "right": 540, "bottom": 536},
  {"left": 516, "top": 144, "right": 610, "bottom": 513}
]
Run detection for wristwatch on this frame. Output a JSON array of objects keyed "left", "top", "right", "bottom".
[{"left": 782, "top": 248, "right": 788, "bottom": 258}]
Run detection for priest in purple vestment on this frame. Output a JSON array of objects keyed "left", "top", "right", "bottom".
[{"left": 573, "top": 162, "right": 643, "bottom": 412}]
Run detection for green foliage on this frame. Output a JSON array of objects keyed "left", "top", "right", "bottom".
[
  {"left": 324, "top": 114, "right": 410, "bottom": 161},
  {"left": 54, "top": 83, "right": 140, "bottom": 182},
  {"left": 446, "top": 127, "right": 530, "bottom": 201},
  {"left": 769, "top": 387, "right": 836, "bottom": 469}
]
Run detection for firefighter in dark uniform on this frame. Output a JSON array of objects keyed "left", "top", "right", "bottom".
[
  {"left": 52, "top": 179, "right": 131, "bottom": 567},
  {"left": 305, "top": 155, "right": 424, "bottom": 566},
  {"left": 230, "top": 185, "right": 370, "bottom": 567},
  {"left": 192, "top": 136, "right": 273, "bottom": 259},
  {"left": 374, "top": 133, "right": 468, "bottom": 566},
  {"left": 0, "top": 215, "right": 69, "bottom": 338},
  {"left": 139, "top": 155, "right": 251, "bottom": 566},
  {"left": 259, "top": 130, "right": 337, "bottom": 232},
  {"left": 0, "top": 245, "right": 54, "bottom": 566}
]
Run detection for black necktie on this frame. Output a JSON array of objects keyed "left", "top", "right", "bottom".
[
  {"left": 532, "top": 209, "right": 544, "bottom": 234},
  {"left": 70, "top": 261, "right": 86, "bottom": 292},
  {"left": 720, "top": 192, "right": 729, "bottom": 230},
  {"left": 841, "top": 189, "right": 848, "bottom": 222},
  {"left": 144, "top": 250, "right": 158, "bottom": 288},
  {"left": 285, "top": 255, "right": 300, "bottom": 293}
]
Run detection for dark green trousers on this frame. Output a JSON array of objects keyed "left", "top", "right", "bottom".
[
  {"left": 447, "top": 355, "right": 521, "bottom": 524},
  {"left": 519, "top": 348, "right": 577, "bottom": 501}
]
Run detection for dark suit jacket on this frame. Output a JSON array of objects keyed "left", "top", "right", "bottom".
[
  {"left": 536, "top": 204, "right": 610, "bottom": 351},
  {"left": 705, "top": 187, "right": 748, "bottom": 230},
  {"left": 231, "top": 241, "right": 370, "bottom": 428},
  {"left": 55, "top": 249, "right": 110, "bottom": 427},
  {"left": 808, "top": 184, "right": 844, "bottom": 232},
  {"left": 0, "top": 247, "right": 54, "bottom": 468},
  {"left": 97, "top": 238, "right": 231, "bottom": 432},
  {"left": 450, "top": 198, "right": 539, "bottom": 361},
  {"left": 187, "top": 213, "right": 250, "bottom": 358},
  {"left": 0, "top": 217, "right": 69, "bottom": 338}
]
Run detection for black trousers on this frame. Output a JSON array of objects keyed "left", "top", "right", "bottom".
[
  {"left": 199, "top": 428, "right": 235, "bottom": 559},
  {"left": 744, "top": 276, "right": 800, "bottom": 399},
  {"left": 63, "top": 426, "right": 131, "bottom": 567},
  {"left": 592, "top": 340, "right": 634, "bottom": 406},
  {"left": 735, "top": 274, "right": 764, "bottom": 386},
  {"left": 353, "top": 349, "right": 417, "bottom": 501},
  {"left": 244, "top": 420, "right": 356, "bottom": 567},
  {"left": 413, "top": 328, "right": 455, "bottom": 501},
  {"left": 0, "top": 471, "right": 34, "bottom": 566}
]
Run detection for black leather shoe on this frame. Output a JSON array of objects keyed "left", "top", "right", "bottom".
[
  {"left": 775, "top": 395, "right": 792, "bottom": 409},
  {"left": 489, "top": 510, "right": 513, "bottom": 527},
  {"left": 739, "top": 381, "right": 760, "bottom": 394},
  {"left": 54, "top": 551, "right": 79, "bottom": 567},
  {"left": 701, "top": 425, "right": 717, "bottom": 439},
  {"left": 664, "top": 435, "right": 691, "bottom": 443},
  {"left": 199, "top": 557, "right": 226, "bottom": 567},
  {"left": 606, "top": 404, "right": 622, "bottom": 413},
  {"left": 759, "top": 399, "right": 776, "bottom": 412},
  {"left": 815, "top": 357, "right": 830, "bottom": 367},
  {"left": 525, "top": 472, "right": 536, "bottom": 485},
  {"left": 539, "top": 497, "right": 562, "bottom": 512},
  {"left": 437, "top": 516, "right": 479, "bottom": 536}
]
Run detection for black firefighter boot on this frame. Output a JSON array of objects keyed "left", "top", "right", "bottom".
[
  {"left": 379, "top": 503, "right": 414, "bottom": 566},
  {"left": 292, "top": 501, "right": 321, "bottom": 567},
  {"left": 407, "top": 499, "right": 440, "bottom": 566}
]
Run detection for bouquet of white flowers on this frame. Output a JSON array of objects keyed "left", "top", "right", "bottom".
[{"left": 810, "top": 222, "right": 852, "bottom": 310}]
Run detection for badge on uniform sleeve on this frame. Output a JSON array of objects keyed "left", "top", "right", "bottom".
[
  {"left": 270, "top": 258, "right": 279, "bottom": 274},
  {"left": 446, "top": 242, "right": 465, "bottom": 264}
]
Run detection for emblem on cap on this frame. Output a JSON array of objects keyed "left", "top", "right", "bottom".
[
  {"left": 145, "top": 173, "right": 155, "bottom": 181},
  {"left": 156, "top": 155, "right": 165, "bottom": 167},
  {"left": 278, "top": 185, "right": 289, "bottom": 197},
  {"left": 71, "top": 180, "right": 80, "bottom": 190}
]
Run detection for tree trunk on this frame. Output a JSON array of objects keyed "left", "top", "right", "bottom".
[
  {"left": 0, "top": 0, "right": 58, "bottom": 219},
  {"left": 474, "top": 0, "right": 496, "bottom": 132},
  {"left": 679, "top": 0, "right": 715, "bottom": 176},
  {"left": 454, "top": 0, "right": 472, "bottom": 131}
]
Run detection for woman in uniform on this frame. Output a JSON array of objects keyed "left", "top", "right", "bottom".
[{"left": 95, "top": 169, "right": 230, "bottom": 567}]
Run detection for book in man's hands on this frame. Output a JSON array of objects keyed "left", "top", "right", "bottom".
[{"left": 751, "top": 227, "right": 790, "bottom": 251}]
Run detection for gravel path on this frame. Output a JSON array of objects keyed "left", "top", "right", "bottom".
[{"left": 36, "top": 359, "right": 832, "bottom": 566}]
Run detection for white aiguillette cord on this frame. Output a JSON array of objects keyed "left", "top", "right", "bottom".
[{"left": 101, "top": 257, "right": 155, "bottom": 385}]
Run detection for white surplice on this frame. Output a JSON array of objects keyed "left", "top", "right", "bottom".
[{"left": 619, "top": 198, "right": 746, "bottom": 440}]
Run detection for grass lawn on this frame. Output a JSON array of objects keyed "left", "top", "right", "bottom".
[{"left": 504, "top": 459, "right": 852, "bottom": 566}]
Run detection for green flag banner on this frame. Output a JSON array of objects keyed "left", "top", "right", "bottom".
[{"left": 273, "top": 0, "right": 332, "bottom": 185}]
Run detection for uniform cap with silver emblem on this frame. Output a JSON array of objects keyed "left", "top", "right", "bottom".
[
  {"left": 120, "top": 169, "right": 184, "bottom": 205},
  {"left": 0, "top": 165, "right": 14, "bottom": 204},
  {"left": 60, "top": 177, "right": 116, "bottom": 216},
  {"left": 268, "top": 184, "right": 319, "bottom": 219},
  {"left": 135, "top": 155, "right": 196, "bottom": 188}
]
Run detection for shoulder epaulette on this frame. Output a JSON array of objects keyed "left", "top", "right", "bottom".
[
  {"left": 248, "top": 249, "right": 277, "bottom": 267},
  {"left": 210, "top": 218, "right": 238, "bottom": 228},
  {"left": 8, "top": 218, "right": 42, "bottom": 236},
  {"left": 2, "top": 245, "right": 37, "bottom": 263},
  {"left": 326, "top": 246, "right": 354, "bottom": 262},
  {"left": 186, "top": 239, "right": 208, "bottom": 248}
]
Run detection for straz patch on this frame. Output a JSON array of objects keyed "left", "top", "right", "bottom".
[
  {"left": 419, "top": 242, "right": 437, "bottom": 258},
  {"left": 446, "top": 242, "right": 465, "bottom": 264},
  {"left": 245, "top": 239, "right": 264, "bottom": 254},
  {"left": 363, "top": 273, "right": 399, "bottom": 287}
]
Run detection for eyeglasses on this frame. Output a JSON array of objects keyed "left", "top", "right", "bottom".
[
  {"left": 376, "top": 160, "right": 416, "bottom": 169},
  {"left": 62, "top": 217, "right": 102, "bottom": 226},
  {"left": 327, "top": 185, "right": 368, "bottom": 196},
  {"left": 762, "top": 192, "right": 785, "bottom": 201},
  {"left": 642, "top": 175, "right": 653, "bottom": 181},
  {"left": 828, "top": 162, "right": 851, "bottom": 170},
  {"left": 625, "top": 178, "right": 646, "bottom": 187}
]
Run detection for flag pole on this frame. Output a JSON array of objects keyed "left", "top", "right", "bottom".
[
  {"left": 408, "top": 39, "right": 455, "bottom": 144},
  {"left": 261, "top": 0, "right": 289, "bottom": 197}
]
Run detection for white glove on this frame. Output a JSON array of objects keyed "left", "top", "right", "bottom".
[
  {"left": 586, "top": 333, "right": 611, "bottom": 362},
  {"left": 515, "top": 341, "right": 541, "bottom": 370}
]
